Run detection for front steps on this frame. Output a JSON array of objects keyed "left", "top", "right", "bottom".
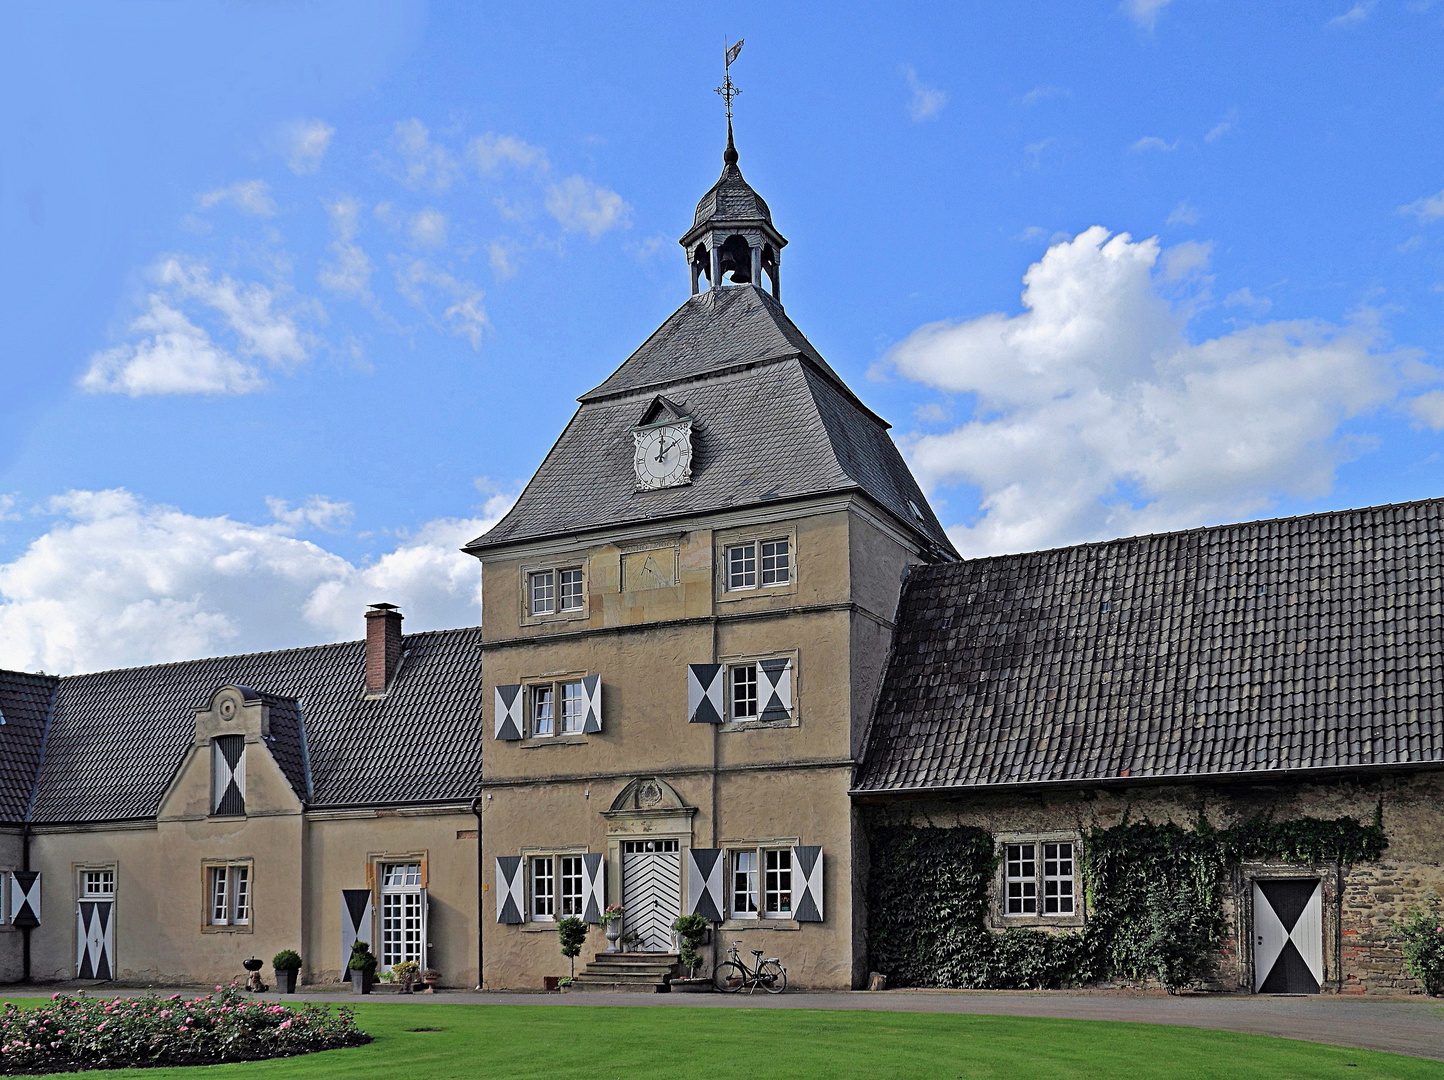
[{"left": 570, "top": 951, "right": 681, "bottom": 992}]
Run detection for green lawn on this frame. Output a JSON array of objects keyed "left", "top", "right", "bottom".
[{"left": 11, "top": 1003, "right": 1443, "bottom": 1080}]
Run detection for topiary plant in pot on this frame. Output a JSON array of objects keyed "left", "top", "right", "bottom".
[
  {"left": 348, "top": 940, "right": 379, "bottom": 994},
  {"left": 557, "top": 916, "right": 588, "bottom": 981},
  {"left": 671, "top": 914, "right": 712, "bottom": 991},
  {"left": 272, "top": 950, "right": 302, "bottom": 994}
]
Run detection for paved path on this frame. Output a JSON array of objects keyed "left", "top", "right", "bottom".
[{"left": 11, "top": 986, "right": 1444, "bottom": 1063}]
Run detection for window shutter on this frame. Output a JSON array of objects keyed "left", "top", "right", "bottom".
[
  {"left": 687, "top": 664, "right": 723, "bottom": 724},
  {"left": 792, "top": 846, "right": 823, "bottom": 922},
  {"left": 418, "top": 887, "right": 429, "bottom": 971},
  {"left": 341, "top": 889, "right": 373, "bottom": 975},
  {"left": 582, "top": 674, "right": 603, "bottom": 734},
  {"left": 582, "top": 852, "right": 605, "bottom": 924},
  {"left": 76, "top": 900, "right": 114, "bottom": 980},
  {"left": 758, "top": 659, "right": 793, "bottom": 723},
  {"left": 212, "top": 735, "right": 246, "bottom": 815},
  {"left": 685, "top": 848, "right": 725, "bottom": 922},
  {"left": 495, "top": 856, "right": 525, "bottom": 924},
  {"left": 9, "top": 871, "right": 39, "bottom": 927},
  {"left": 494, "top": 685, "right": 524, "bottom": 741}
]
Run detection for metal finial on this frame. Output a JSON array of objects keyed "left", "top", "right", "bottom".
[{"left": 715, "top": 38, "right": 744, "bottom": 162}]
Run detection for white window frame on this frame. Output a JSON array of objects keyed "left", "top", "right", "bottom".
[
  {"left": 730, "top": 849, "right": 759, "bottom": 919},
  {"left": 730, "top": 663, "right": 758, "bottom": 720},
  {"left": 997, "top": 836, "right": 1081, "bottom": 924},
  {"left": 726, "top": 542, "right": 757, "bottom": 590},
  {"left": 1004, "top": 843, "right": 1037, "bottom": 916},
  {"left": 763, "top": 848, "right": 793, "bottom": 918},
  {"left": 525, "top": 563, "right": 587, "bottom": 620},
  {"left": 531, "top": 683, "right": 555, "bottom": 737},
  {"left": 81, "top": 869, "right": 115, "bottom": 899},
  {"left": 528, "top": 570, "right": 556, "bottom": 616},
  {"left": 526, "top": 676, "right": 589, "bottom": 738},
  {"left": 379, "top": 862, "right": 425, "bottom": 970},
  {"left": 559, "top": 567, "right": 585, "bottom": 612},
  {"left": 725, "top": 537, "right": 792, "bottom": 592},
  {"left": 760, "top": 538, "right": 791, "bottom": 586},
  {"left": 559, "top": 855, "right": 585, "bottom": 918},
  {"left": 531, "top": 856, "right": 555, "bottom": 921},
  {"left": 206, "top": 862, "right": 251, "bottom": 928},
  {"left": 1042, "top": 841, "right": 1076, "bottom": 916}
]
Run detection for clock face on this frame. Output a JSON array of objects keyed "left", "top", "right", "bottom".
[{"left": 633, "top": 423, "right": 693, "bottom": 490}]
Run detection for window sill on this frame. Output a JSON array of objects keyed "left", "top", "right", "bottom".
[
  {"left": 520, "top": 610, "right": 590, "bottom": 629},
  {"left": 989, "top": 914, "right": 1085, "bottom": 931},
  {"left": 521, "top": 735, "right": 589, "bottom": 749},
  {"left": 719, "top": 919, "right": 800, "bottom": 932},
  {"left": 721, "top": 719, "right": 798, "bottom": 732},
  {"left": 201, "top": 924, "right": 254, "bottom": 935},
  {"left": 717, "top": 586, "right": 797, "bottom": 605}
]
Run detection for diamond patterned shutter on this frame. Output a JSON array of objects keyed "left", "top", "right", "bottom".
[
  {"left": 341, "top": 889, "right": 373, "bottom": 975},
  {"left": 75, "top": 901, "right": 114, "bottom": 980},
  {"left": 9, "top": 871, "right": 39, "bottom": 926},
  {"left": 582, "top": 853, "right": 605, "bottom": 923},
  {"left": 418, "top": 887, "right": 430, "bottom": 971},
  {"left": 792, "top": 846, "right": 823, "bottom": 922},
  {"left": 495, "top": 856, "right": 525, "bottom": 924},
  {"left": 494, "top": 685, "right": 524, "bottom": 741},
  {"left": 582, "top": 675, "right": 603, "bottom": 734},
  {"left": 685, "top": 848, "right": 725, "bottom": 922},
  {"left": 687, "top": 665, "right": 723, "bottom": 724},
  {"left": 758, "top": 659, "right": 793, "bottom": 723},
  {"left": 212, "top": 735, "right": 246, "bottom": 815}
]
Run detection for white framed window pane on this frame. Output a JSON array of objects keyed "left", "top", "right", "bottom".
[
  {"left": 1043, "top": 842, "right": 1075, "bottom": 915},
  {"left": 732, "top": 850, "right": 758, "bottom": 916},
  {"left": 760, "top": 539, "right": 790, "bottom": 585},
  {"left": 382, "top": 892, "right": 403, "bottom": 966},
  {"left": 383, "top": 863, "right": 422, "bottom": 888},
  {"left": 560, "top": 681, "right": 585, "bottom": 733},
  {"left": 532, "top": 685, "right": 555, "bottom": 736},
  {"left": 560, "top": 856, "right": 584, "bottom": 916},
  {"left": 727, "top": 543, "right": 757, "bottom": 590},
  {"left": 559, "top": 568, "right": 585, "bottom": 611},
  {"left": 532, "top": 857, "right": 555, "bottom": 919},
  {"left": 621, "top": 839, "right": 679, "bottom": 854},
  {"left": 210, "top": 867, "right": 229, "bottom": 925},
  {"left": 529, "top": 570, "right": 555, "bottom": 615},
  {"left": 731, "top": 664, "right": 758, "bottom": 719},
  {"left": 764, "top": 849, "right": 792, "bottom": 916},
  {"left": 1005, "top": 843, "right": 1037, "bottom": 915},
  {"left": 83, "top": 870, "right": 114, "bottom": 898},
  {"left": 231, "top": 865, "right": 250, "bottom": 925}
]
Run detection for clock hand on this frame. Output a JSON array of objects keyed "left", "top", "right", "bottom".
[{"left": 655, "top": 437, "right": 671, "bottom": 463}]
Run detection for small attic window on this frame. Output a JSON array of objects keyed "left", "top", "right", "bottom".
[{"left": 907, "top": 500, "right": 925, "bottom": 523}]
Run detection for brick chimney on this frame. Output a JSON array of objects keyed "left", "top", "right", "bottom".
[{"left": 365, "top": 603, "right": 404, "bottom": 695}]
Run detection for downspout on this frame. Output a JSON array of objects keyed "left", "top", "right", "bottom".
[
  {"left": 471, "top": 796, "right": 483, "bottom": 990},
  {"left": 21, "top": 824, "right": 30, "bottom": 983}
]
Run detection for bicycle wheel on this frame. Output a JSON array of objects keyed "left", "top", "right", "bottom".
[
  {"left": 713, "top": 961, "right": 747, "bottom": 993},
  {"left": 758, "top": 960, "right": 787, "bottom": 994}
]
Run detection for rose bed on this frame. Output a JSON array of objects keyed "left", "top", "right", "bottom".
[{"left": 0, "top": 986, "right": 369, "bottom": 1075}]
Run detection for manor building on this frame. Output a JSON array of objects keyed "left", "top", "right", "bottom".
[{"left": 0, "top": 133, "right": 1440, "bottom": 995}]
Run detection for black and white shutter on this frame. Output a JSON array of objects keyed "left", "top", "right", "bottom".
[
  {"left": 76, "top": 901, "right": 114, "bottom": 980},
  {"left": 495, "top": 856, "right": 525, "bottom": 924},
  {"left": 758, "top": 660, "right": 793, "bottom": 723},
  {"left": 685, "top": 848, "right": 725, "bottom": 922},
  {"left": 582, "top": 674, "right": 603, "bottom": 734},
  {"left": 687, "top": 664, "right": 724, "bottom": 724},
  {"left": 9, "top": 871, "right": 39, "bottom": 926},
  {"left": 341, "top": 889, "right": 373, "bottom": 974},
  {"left": 494, "top": 685, "right": 524, "bottom": 741},
  {"left": 582, "top": 853, "right": 605, "bottom": 924},
  {"left": 792, "top": 846, "right": 823, "bottom": 922},
  {"left": 212, "top": 735, "right": 246, "bottom": 815},
  {"left": 417, "top": 887, "right": 430, "bottom": 970}
]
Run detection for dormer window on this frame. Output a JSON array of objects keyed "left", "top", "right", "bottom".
[{"left": 212, "top": 735, "right": 245, "bottom": 816}]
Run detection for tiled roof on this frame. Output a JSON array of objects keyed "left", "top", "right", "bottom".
[
  {"left": 27, "top": 627, "right": 482, "bottom": 823},
  {"left": 857, "top": 498, "right": 1444, "bottom": 793},
  {"left": 0, "top": 671, "right": 59, "bottom": 824},
  {"left": 691, "top": 159, "right": 773, "bottom": 231},
  {"left": 470, "top": 287, "right": 955, "bottom": 556}
]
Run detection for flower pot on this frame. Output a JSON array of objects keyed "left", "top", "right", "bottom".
[
  {"left": 351, "top": 970, "right": 373, "bottom": 994},
  {"left": 543, "top": 976, "right": 560, "bottom": 992},
  {"left": 276, "top": 968, "right": 298, "bottom": 994},
  {"left": 604, "top": 920, "right": 622, "bottom": 953}
]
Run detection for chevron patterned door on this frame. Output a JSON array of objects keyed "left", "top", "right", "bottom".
[
  {"left": 622, "top": 840, "right": 681, "bottom": 952},
  {"left": 1253, "top": 879, "right": 1323, "bottom": 993}
]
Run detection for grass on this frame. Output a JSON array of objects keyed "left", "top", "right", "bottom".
[{"left": 5, "top": 1002, "right": 1442, "bottom": 1080}]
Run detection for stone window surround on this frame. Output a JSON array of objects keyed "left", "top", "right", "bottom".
[
  {"left": 520, "top": 558, "right": 590, "bottom": 627},
  {"left": 715, "top": 525, "right": 798, "bottom": 604},
  {"left": 200, "top": 858, "right": 254, "bottom": 934},
  {"left": 517, "top": 846, "right": 588, "bottom": 929},
  {"left": 988, "top": 831, "right": 1086, "bottom": 930},
  {"left": 719, "top": 834, "right": 802, "bottom": 931},
  {"left": 717, "top": 648, "right": 800, "bottom": 731},
  {"left": 1233, "top": 861, "right": 1343, "bottom": 994},
  {"left": 518, "top": 668, "right": 592, "bottom": 746}
]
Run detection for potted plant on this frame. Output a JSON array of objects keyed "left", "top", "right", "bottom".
[
  {"left": 557, "top": 915, "right": 588, "bottom": 980},
  {"left": 348, "top": 940, "right": 378, "bottom": 994},
  {"left": 422, "top": 968, "right": 442, "bottom": 992},
  {"left": 272, "top": 950, "right": 302, "bottom": 994},
  {"left": 670, "top": 914, "right": 712, "bottom": 992},
  {"left": 394, "top": 960, "right": 421, "bottom": 993},
  {"left": 600, "top": 905, "right": 625, "bottom": 953}
]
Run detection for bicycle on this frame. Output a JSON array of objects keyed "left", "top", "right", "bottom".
[{"left": 712, "top": 940, "right": 788, "bottom": 994}]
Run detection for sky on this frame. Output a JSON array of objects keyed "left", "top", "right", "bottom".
[{"left": 2, "top": 1, "right": 1444, "bottom": 674}]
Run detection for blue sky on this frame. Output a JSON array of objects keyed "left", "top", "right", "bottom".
[{"left": 3, "top": 1, "right": 1444, "bottom": 673}]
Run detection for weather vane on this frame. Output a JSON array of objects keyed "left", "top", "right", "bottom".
[{"left": 715, "top": 38, "right": 744, "bottom": 125}]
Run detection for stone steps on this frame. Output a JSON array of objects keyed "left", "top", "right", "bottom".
[{"left": 570, "top": 951, "right": 681, "bottom": 993}]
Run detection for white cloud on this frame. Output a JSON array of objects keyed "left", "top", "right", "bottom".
[
  {"left": 1167, "top": 201, "right": 1200, "bottom": 226},
  {"left": 197, "top": 180, "right": 276, "bottom": 216},
  {"left": 0, "top": 488, "right": 512, "bottom": 675},
  {"left": 395, "top": 260, "right": 488, "bottom": 348},
  {"left": 1124, "top": 0, "right": 1173, "bottom": 29},
  {"left": 156, "top": 258, "right": 307, "bottom": 367},
  {"left": 409, "top": 208, "right": 449, "bottom": 248},
  {"left": 1131, "top": 136, "right": 1179, "bottom": 153},
  {"left": 1328, "top": 2, "right": 1374, "bottom": 26},
  {"left": 1409, "top": 390, "right": 1444, "bottom": 430},
  {"left": 545, "top": 176, "right": 631, "bottom": 238},
  {"left": 79, "top": 296, "right": 265, "bottom": 397},
  {"left": 265, "top": 495, "right": 354, "bottom": 532},
  {"left": 470, "top": 133, "right": 549, "bottom": 174},
  {"left": 1401, "top": 188, "right": 1444, "bottom": 221},
  {"left": 280, "top": 119, "right": 335, "bottom": 175},
  {"left": 392, "top": 119, "right": 461, "bottom": 191},
  {"left": 1024, "top": 138, "right": 1056, "bottom": 168},
  {"left": 1159, "top": 239, "right": 1211, "bottom": 280},
  {"left": 318, "top": 197, "right": 373, "bottom": 299},
  {"left": 1205, "top": 110, "right": 1238, "bottom": 143},
  {"left": 1225, "top": 286, "right": 1273, "bottom": 314},
  {"left": 882, "top": 226, "right": 1410, "bottom": 556},
  {"left": 488, "top": 242, "right": 518, "bottom": 280},
  {"left": 1021, "top": 85, "right": 1070, "bottom": 107},
  {"left": 902, "top": 65, "right": 947, "bottom": 122}
]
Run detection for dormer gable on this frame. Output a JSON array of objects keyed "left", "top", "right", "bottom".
[{"left": 636, "top": 395, "right": 691, "bottom": 427}]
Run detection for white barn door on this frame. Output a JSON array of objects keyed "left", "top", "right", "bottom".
[
  {"left": 622, "top": 839, "right": 681, "bottom": 952},
  {"left": 1253, "top": 879, "right": 1323, "bottom": 993}
]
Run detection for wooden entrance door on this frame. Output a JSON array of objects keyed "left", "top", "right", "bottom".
[
  {"left": 76, "top": 900, "right": 114, "bottom": 980},
  {"left": 1253, "top": 879, "right": 1323, "bottom": 993},
  {"left": 622, "top": 839, "right": 681, "bottom": 952}
]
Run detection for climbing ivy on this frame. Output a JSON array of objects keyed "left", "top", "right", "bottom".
[{"left": 865, "top": 811, "right": 1387, "bottom": 992}]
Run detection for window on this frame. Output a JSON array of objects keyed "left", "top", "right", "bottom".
[
  {"left": 730, "top": 664, "right": 758, "bottom": 719},
  {"left": 82, "top": 870, "right": 115, "bottom": 898},
  {"left": 1002, "top": 839, "right": 1077, "bottom": 919},
  {"left": 560, "top": 568, "right": 585, "bottom": 612},
  {"left": 532, "top": 684, "right": 555, "bottom": 736},
  {"left": 1043, "top": 842, "right": 1075, "bottom": 915},
  {"left": 726, "top": 539, "right": 791, "bottom": 591},
  {"left": 532, "top": 857, "right": 555, "bottom": 920},
  {"left": 764, "top": 849, "right": 792, "bottom": 917},
  {"left": 529, "top": 570, "right": 556, "bottom": 615},
  {"left": 211, "top": 735, "right": 245, "bottom": 816},
  {"left": 208, "top": 863, "right": 250, "bottom": 926},
  {"left": 560, "top": 855, "right": 584, "bottom": 917},
  {"left": 528, "top": 679, "right": 589, "bottom": 737},
  {"left": 529, "top": 566, "right": 584, "bottom": 616},
  {"left": 560, "top": 681, "right": 586, "bottom": 734},
  {"left": 380, "top": 862, "right": 424, "bottom": 970},
  {"left": 731, "top": 850, "right": 758, "bottom": 917},
  {"left": 1005, "top": 844, "right": 1037, "bottom": 915}
]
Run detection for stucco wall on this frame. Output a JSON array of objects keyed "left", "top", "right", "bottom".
[{"left": 0, "top": 829, "right": 26, "bottom": 982}]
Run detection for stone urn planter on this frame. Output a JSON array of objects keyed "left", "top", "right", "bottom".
[
  {"left": 422, "top": 969, "right": 442, "bottom": 993},
  {"left": 601, "top": 904, "right": 626, "bottom": 953},
  {"left": 350, "top": 969, "right": 374, "bottom": 994},
  {"left": 275, "top": 968, "right": 298, "bottom": 994}
]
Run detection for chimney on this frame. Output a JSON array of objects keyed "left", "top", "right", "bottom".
[{"left": 365, "top": 603, "right": 404, "bottom": 695}]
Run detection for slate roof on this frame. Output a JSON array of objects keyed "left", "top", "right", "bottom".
[
  {"left": 0, "top": 671, "right": 59, "bottom": 824},
  {"left": 690, "top": 157, "right": 774, "bottom": 231},
  {"left": 857, "top": 498, "right": 1444, "bottom": 793},
  {"left": 22, "top": 626, "right": 482, "bottom": 824},
  {"left": 469, "top": 286, "right": 955, "bottom": 557}
]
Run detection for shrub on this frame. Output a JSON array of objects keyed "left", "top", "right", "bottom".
[
  {"left": 672, "top": 914, "right": 709, "bottom": 977},
  {"left": 0, "top": 986, "right": 368, "bottom": 1074},
  {"left": 272, "top": 950, "right": 302, "bottom": 972},
  {"left": 1397, "top": 904, "right": 1444, "bottom": 996},
  {"left": 557, "top": 917, "right": 588, "bottom": 979},
  {"left": 347, "top": 940, "right": 378, "bottom": 977}
]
